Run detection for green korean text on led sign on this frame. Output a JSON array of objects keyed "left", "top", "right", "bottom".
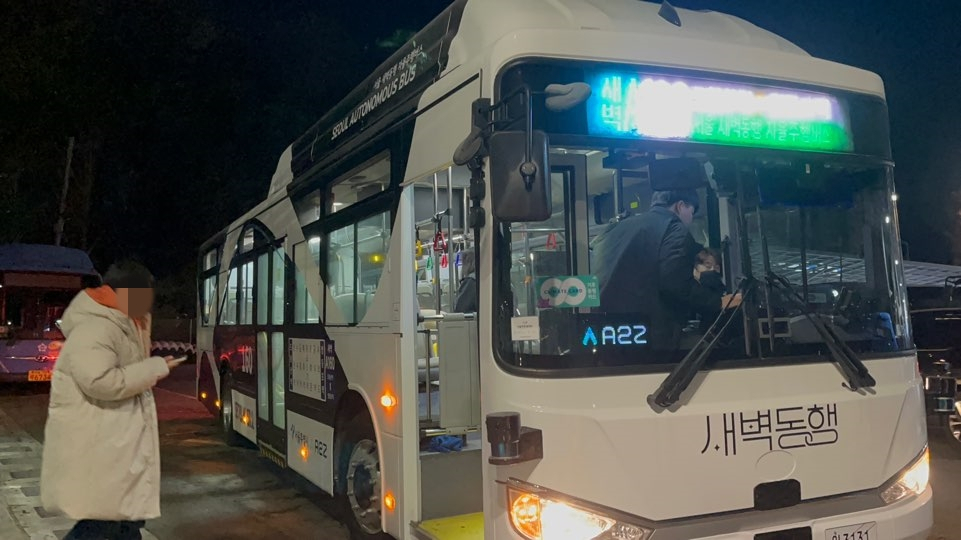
[{"left": 587, "top": 73, "right": 853, "bottom": 153}]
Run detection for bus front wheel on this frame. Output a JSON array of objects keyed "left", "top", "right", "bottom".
[{"left": 335, "top": 412, "right": 390, "bottom": 540}]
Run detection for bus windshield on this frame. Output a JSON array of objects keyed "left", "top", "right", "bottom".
[
  {"left": 1, "top": 288, "right": 73, "bottom": 340},
  {"left": 493, "top": 148, "right": 911, "bottom": 374}
]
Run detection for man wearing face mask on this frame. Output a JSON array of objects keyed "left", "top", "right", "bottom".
[
  {"left": 41, "top": 260, "right": 182, "bottom": 540},
  {"left": 593, "top": 189, "right": 739, "bottom": 353}
]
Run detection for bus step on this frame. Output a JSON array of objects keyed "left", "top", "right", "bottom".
[
  {"left": 411, "top": 513, "right": 484, "bottom": 540},
  {"left": 258, "top": 442, "right": 287, "bottom": 468}
]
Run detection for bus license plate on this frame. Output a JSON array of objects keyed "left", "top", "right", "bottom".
[
  {"left": 27, "top": 370, "right": 52, "bottom": 382},
  {"left": 826, "top": 522, "right": 876, "bottom": 540}
]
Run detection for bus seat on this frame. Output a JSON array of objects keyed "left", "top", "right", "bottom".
[
  {"left": 418, "top": 292, "right": 435, "bottom": 310},
  {"left": 356, "top": 291, "right": 374, "bottom": 322},
  {"left": 333, "top": 293, "right": 355, "bottom": 320}
]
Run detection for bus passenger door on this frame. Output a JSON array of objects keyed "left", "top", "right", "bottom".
[{"left": 253, "top": 246, "right": 288, "bottom": 459}]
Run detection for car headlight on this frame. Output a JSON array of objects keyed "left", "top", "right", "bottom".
[
  {"left": 879, "top": 447, "right": 929, "bottom": 505},
  {"left": 508, "top": 488, "right": 650, "bottom": 540}
]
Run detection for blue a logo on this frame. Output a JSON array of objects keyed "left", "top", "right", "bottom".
[{"left": 582, "top": 327, "right": 598, "bottom": 347}]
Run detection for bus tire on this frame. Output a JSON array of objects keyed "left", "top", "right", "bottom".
[
  {"left": 219, "top": 371, "right": 244, "bottom": 447},
  {"left": 335, "top": 412, "right": 390, "bottom": 540}
]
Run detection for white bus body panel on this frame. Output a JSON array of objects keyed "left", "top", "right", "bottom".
[
  {"left": 449, "top": 0, "right": 884, "bottom": 98},
  {"left": 481, "top": 355, "right": 926, "bottom": 522},
  {"left": 231, "top": 390, "right": 258, "bottom": 444}
]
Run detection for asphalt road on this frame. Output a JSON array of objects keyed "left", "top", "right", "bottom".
[
  {"left": 0, "top": 364, "right": 348, "bottom": 540},
  {"left": 1, "top": 364, "right": 959, "bottom": 539}
]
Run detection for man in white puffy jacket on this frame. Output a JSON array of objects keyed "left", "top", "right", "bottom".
[{"left": 40, "top": 261, "right": 181, "bottom": 540}]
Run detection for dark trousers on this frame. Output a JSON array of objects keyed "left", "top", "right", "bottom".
[{"left": 63, "top": 519, "right": 145, "bottom": 540}]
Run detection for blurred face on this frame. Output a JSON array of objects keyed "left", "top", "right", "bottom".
[
  {"left": 116, "top": 287, "right": 154, "bottom": 318},
  {"left": 672, "top": 200, "right": 696, "bottom": 226},
  {"left": 697, "top": 255, "right": 718, "bottom": 274}
]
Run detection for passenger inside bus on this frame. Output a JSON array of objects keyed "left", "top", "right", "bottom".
[
  {"left": 591, "top": 187, "right": 740, "bottom": 352},
  {"left": 693, "top": 248, "right": 727, "bottom": 326},
  {"left": 453, "top": 250, "right": 477, "bottom": 313}
]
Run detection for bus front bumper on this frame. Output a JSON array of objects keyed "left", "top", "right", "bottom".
[{"left": 687, "top": 487, "right": 932, "bottom": 540}]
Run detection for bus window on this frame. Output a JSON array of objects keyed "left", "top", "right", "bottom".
[
  {"left": 328, "top": 153, "right": 390, "bottom": 214},
  {"left": 294, "top": 238, "right": 321, "bottom": 323},
  {"left": 203, "top": 248, "right": 219, "bottom": 271},
  {"left": 326, "top": 211, "right": 391, "bottom": 324},
  {"left": 257, "top": 331, "right": 269, "bottom": 419},
  {"left": 327, "top": 223, "right": 356, "bottom": 323},
  {"left": 293, "top": 188, "right": 322, "bottom": 227},
  {"left": 240, "top": 229, "right": 255, "bottom": 254},
  {"left": 257, "top": 253, "right": 269, "bottom": 325},
  {"left": 271, "top": 248, "right": 285, "bottom": 325},
  {"left": 201, "top": 275, "right": 217, "bottom": 326},
  {"left": 356, "top": 212, "right": 389, "bottom": 321},
  {"left": 220, "top": 268, "right": 238, "bottom": 325},
  {"left": 271, "top": 331, "right": 285, "bottom": 428},
  {"left": 238, "top": 261, "right": 254, "bottom": 325}
]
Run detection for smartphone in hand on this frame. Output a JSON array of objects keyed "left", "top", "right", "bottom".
[{"left": 165, "top": 356, "right": 188, "bottom": 370}]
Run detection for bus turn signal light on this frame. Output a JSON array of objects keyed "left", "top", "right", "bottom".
[
  {"left": 380, "top": 393, "right": 397, "bottom": 409},
  {"left": 200, "top": 392, "right": 208, "bottom": 400},
  {"left": 384, "top": 492, "right": 396, "bottom": 511}
]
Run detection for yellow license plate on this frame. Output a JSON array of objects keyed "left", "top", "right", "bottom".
[{"left": 27, "top": 370, "right": 52, "bottom": 382}]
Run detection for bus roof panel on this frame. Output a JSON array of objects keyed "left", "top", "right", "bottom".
[{"left": 0, "top": 244, "right": 97, "bottom": 276}]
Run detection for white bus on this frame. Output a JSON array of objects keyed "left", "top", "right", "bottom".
[{"left": 196, "top": 1, "right": 932, "bottom": 539}]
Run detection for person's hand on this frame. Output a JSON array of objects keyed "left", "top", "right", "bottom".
[
  {"left": 721, "top": 293, "right": 742, "bottom": 309},
  {"left": 162, "top": 355, "right": 184, "bottom": 375}
]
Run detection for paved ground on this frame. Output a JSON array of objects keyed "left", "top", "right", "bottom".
[
  {"left": 1, "top": 364, "right": 959, "bottom": 539},
  {"left": 0, "top": 364, "right": 348, "bottom": 540}
]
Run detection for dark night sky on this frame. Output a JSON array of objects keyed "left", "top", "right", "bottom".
[{"left": 2, "top": 0, "right": 960, "bottom": 301}]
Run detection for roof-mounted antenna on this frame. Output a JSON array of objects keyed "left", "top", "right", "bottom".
[{"left": 658, "top": 0, "right": 682, "bottom": 27}]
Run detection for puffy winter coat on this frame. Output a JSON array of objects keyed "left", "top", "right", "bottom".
[{"left": 40, "top": 288, "right": 169, "bottom": 520}]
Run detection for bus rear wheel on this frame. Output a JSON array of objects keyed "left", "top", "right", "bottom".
[
  {"left": 219, "top": 371, "right": 244, "bottom": 447},
  {"left": 336, "top": 414, "right": 390, "bottom": 539}
]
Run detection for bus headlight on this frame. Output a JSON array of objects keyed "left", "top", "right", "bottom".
[
  {"left": 879, "top": 447, "right": 929, "bottom": 505},
  {"left": 508, "top": 488, "right": 649, "bottom": 540}
]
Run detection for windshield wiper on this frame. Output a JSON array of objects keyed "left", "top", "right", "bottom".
[
  {"left": 765, "top": 270, "right": 876, "bottom": 391},
  {"left": 647, "top": 276, "right": 756, "bottom": 411}
]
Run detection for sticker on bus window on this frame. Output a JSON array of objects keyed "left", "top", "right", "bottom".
[
  {"left": 511, "top": 316, "right": 540, "bottom": 341},
  {"left": 536, "top": 275, "right": 601, "bottom": 308},
  {"left": 289, "top": 338, "right": 337, "bottom": 402}
]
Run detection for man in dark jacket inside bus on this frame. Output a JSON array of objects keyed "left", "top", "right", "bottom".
[{"left": 591, "top": 188, "right": 739, "bottom": 353}]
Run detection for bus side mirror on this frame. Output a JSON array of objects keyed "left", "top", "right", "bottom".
[{"left": 488, "top": 130, "right": 551, "bottom": 222}]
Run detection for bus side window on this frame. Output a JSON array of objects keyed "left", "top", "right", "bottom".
[
  {"left": 325, "top": 211, "right": 392, "bottom": 324},
  {"left": 202, "top": 275, "right": 217, "bottom": 326},
  {"left": 238, "top": 261, "right": 254, "bottom": 325},
  {"left": 294, "top": 238, "right": 321, "bottom": 324},
  {"left": 220, "top": 268, "right": 238, "bottom": 325}
]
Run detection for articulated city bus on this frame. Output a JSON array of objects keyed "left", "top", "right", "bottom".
[
  {"left": 196, "top": 1, "right": 932, "bottom": 538},
  {"left": 0, "top": 244, "right": 98, "bottom": 382}
]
